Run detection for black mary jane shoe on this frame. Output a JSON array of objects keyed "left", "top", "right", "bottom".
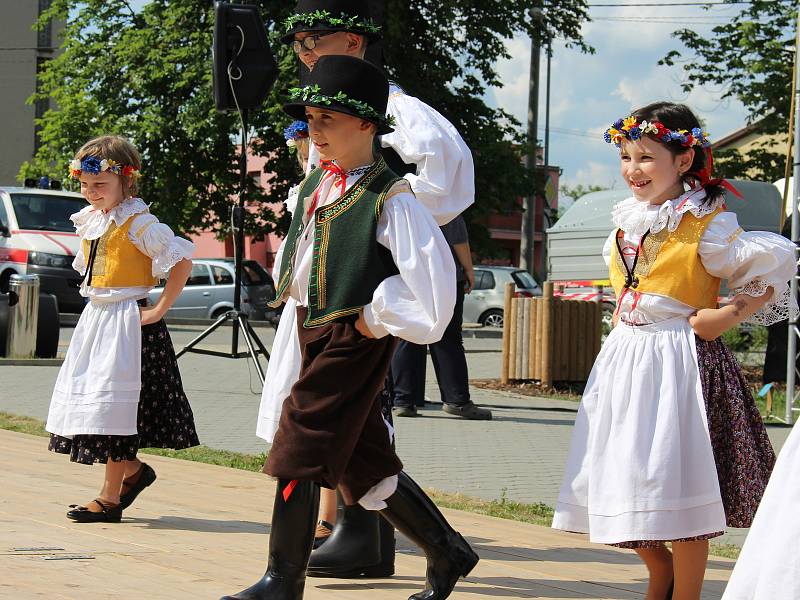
[
  {"left": 120, "top": 463, "right": 157, "bottom": 510},
  {"left": 67, "top": 499, "right": 122, "bottom": 523}
]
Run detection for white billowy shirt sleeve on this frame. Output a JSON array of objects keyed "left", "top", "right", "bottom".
[
  {"left": 362, "top": 185, "right": 456, "bottom": 344},
  {"left": 699, "top": 211, "right": 799, "bottom": 325},
  {"left": 379, "top": 87, "right": 474, "bottom": 225},
  {"left": 127, "top": 213, "right": 195, "bottom": 278},
  {"left": 602, "top": 230, "right": 616, "bottom": 267}
]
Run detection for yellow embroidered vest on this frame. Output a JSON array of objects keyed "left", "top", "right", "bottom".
[
  {"left": 609, "top": 208, "right": 723, "bottom": 310},
  {"left": 82, "top": 217, "right": 158, "bottom": 288}
]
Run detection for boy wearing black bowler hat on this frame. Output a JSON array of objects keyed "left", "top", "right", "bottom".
[{"left": 221, "top": 55, "right": 479, "bottom": 600}]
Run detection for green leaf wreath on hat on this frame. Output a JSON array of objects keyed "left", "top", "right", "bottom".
[
  {"left": 284, "top": 10, "right": 381, "bottom": 35},
  {"left": 288, "top": 84, "right": 396, "bottom": 132}
]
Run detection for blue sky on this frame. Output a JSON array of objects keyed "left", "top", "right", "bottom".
[{"left": 485, "top": 2, "right": 751, "bottom": 191}]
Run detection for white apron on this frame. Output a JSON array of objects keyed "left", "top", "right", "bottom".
[
  {"left": 722, "top": 423, "right": 800, "bottom": 598},
  {"left": 46, "top": 298, "right": 143, "bottom": 437},
  {"left": 552, "top": 316, "right": 726, "bottom": 543},
  {"left": 256, "top": 296, "right": 301, "bottom": 443}
]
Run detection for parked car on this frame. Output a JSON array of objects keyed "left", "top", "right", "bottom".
[
  {"left": 0, "top": 185, "right": 85, "bottom": 312},
  {"left": 148, "top": 258, "right": 277, "bottom": 321},
  {"left": 463, "top": 265, "right": 541, "bottom": 327}
]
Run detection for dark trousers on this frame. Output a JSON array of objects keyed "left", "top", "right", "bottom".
[
  {"left": 391, "top": 288, "right": 469, "bottom": 408},
  {"left": 265, "top": 307, "right": 404, "bottom": 506}
]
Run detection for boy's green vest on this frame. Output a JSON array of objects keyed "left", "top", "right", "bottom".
[{"left": 270, "top": 157, "right": 403, "bottom": 328}]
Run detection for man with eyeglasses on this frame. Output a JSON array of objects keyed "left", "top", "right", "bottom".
[{"left": 255, "top": 0, "right": 479, "bottom": 585}]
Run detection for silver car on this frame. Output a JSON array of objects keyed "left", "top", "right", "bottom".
[
  {"left": 148, "top": 258, "right": 276, "bottom": 320},
  {"left": 463, "top": 266, "right": 541, "bottom": 327}
]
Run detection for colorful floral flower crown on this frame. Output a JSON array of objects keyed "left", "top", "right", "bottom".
[
  {"left": 288, "top": 85, "right": 396, "bottom": 131},
  {"left": 604, "top": 116, "right": 711, "bottom": 149},
  {"left": 283, "top": 120, "right": 309, "bottom": 149},
  {"left": 68, "top": 156, "right": 140, "bottom": 179},
  {"left": 284, "top": 10, "right": 381, "bottom": 35}
]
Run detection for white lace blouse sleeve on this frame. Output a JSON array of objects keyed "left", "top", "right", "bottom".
[
  {"left": 128, "top": 213, "right": 195, "bottom": 278},
  {"left": 285, "top": 184, "right": 300, "bottom": 217},
  {"left": 699, "top": 211, "right": 798, "bottom": 325},
  {"left": 602, "top": 230, "right": 616, "bottom": 267},
  {"left": 362, "top": 189, "right": 456, "bottom": 343},
  {"left": 72, "top": 243, "right": 87, "bottom": 275},
  {"left": 379, "top": 90, "right": 474, "bottom": 226}
]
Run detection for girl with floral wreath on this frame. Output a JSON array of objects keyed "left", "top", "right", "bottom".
[
  {"left": 552, "top": 102, "right": 795, "bottom": 599},
  {"left": 46, "top": 135, "right": 199, "bottom": 523}
]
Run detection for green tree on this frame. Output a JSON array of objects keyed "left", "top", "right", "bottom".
[
  {"left": 25, "top": 0, "right": 591, "bottom": 251},
  {"left": 660, "top": 0, "right": 797, "bottom": 182}
]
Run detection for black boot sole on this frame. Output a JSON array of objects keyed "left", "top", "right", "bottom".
[{"left": 306, "top": 562, "right": 394, "bottom": 578}]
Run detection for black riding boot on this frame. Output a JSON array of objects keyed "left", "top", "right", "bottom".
[
  {"left": 379, "top": 472, "right": 478, "bottom": 600},
  {"left": 220, "top": 479, "right": 320, "bottom": 600},
  {"left": 307, "top": 492, "right": 396, "bottom": 578}
]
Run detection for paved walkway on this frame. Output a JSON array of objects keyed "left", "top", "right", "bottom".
[
  {"left": 0, "top": 429, "right": 734, "bottom": 599},
  {"left": 0, "top": 323, "right": 793, "bottom": 550}
]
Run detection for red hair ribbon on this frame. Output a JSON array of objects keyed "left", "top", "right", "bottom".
[{"left": 692, "top": 146, "right": 742, "bottom": 199}]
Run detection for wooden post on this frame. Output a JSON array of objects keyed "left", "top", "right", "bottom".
[
  {"left": 514, "top": 298, "right": 525, "bottom": 379},
  {"left": 501, "top": 281, "right": 514, "bottom": 383},
  {"left": 542, "top": 281, "right": 554, "bottom": 388},
  {"left": 528, "top": 297, "right": 537, "bottom": 379},
  {"left": 535, "top": 298, "right": 544, "bottom": 380},
  {"left": 522, "top": 298, "right": 532, "bottom": 379},
  {"left": 508, "top": 298, "right": 519, "bottom": 379}
]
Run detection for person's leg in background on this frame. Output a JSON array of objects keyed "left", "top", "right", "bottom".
[
  {"left": 390, "top": 340, "right": 428, "bottom": 416},
  {"left": 429, "top": 287, "right": 492, "bottom": 420}
]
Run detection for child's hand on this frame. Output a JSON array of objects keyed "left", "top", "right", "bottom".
[
  {"left": 688, "top": 308, "right": 725, "bottom": 341},
  {"left": 355, "top": 309, "right": 375, "bottom": 339},
  {"left": 139, "top": 306, "right": 165, "bottom": 326}
]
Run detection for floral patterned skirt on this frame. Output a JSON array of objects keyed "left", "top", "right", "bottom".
[
  {"left": 48, "top": 318, "right": 199, "bottom": 464},
  {"left": 613, "top": 335, "right": 776, "bottom": 549}
]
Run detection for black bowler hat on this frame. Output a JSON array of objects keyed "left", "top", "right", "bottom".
[
  {"left": 283, "top": 55, "right": 394, "bottom": 135},
  {"left": 280, "top": 0, "right": 381, "bottom": 44}
]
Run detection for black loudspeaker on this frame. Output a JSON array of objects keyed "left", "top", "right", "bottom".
[
  {"left": 36, "top": 293, "right": 60, "bottom": 359},
  {"left": 364, "top": 0, "right": 384, "bottom": 68},
  {"left": 212, "top": 2, "right": 279, "bottom": 112}
]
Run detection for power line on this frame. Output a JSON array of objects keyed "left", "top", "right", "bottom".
[{"left": 588, "top": 1, "right": 764, "bottom": 6}]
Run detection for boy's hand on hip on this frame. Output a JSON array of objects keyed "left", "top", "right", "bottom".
[
  {"left": 139, "top": 306, "right": 164, "bottom": 326},
  {"left": 355, "top": 309, "right": 375, "bottom": 339}
]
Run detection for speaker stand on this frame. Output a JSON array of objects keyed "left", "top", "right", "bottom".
[{"left": 176, "top": 108, "right": 270, "bottom": 383}]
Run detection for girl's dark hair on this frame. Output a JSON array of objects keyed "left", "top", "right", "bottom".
[{"left": 630, "top": 101, "right": 724, "bottom": 204}]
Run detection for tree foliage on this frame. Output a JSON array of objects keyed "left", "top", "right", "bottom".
[
  {"left": 24, "top": 0, "right": 591, "bottom": 253},
  {"left": 660, "top": 0, "right": 797, "bottom": 182}
]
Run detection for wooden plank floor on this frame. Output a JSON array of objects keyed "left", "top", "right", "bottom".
[{"left": 0, "top": 429, "right": 733, "bottom": 599}]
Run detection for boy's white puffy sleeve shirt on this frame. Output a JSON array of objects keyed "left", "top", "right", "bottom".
[
  {"left": 286, "top": 173, "right": 456, "bottom": 344},
  {"left": 379, "top": 85, "right": 474, "bottom": 226},
  {"left": 362, "top": 186, "right": 456, "bottom": 343}
]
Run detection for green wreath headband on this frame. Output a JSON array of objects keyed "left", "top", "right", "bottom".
[
  {"left": 284, "top": 10, "right": 381, "bottom": 35},
  {"left": 288, "top": 85, "right": 395, "bottom": 131}
]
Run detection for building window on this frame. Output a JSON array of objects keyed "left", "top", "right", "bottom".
[
  {"left": 34, "top": 58, "right": 50, "bottom": 153},
  {"left": 37, "top": 0, "right": 53, "bottom": 49}
]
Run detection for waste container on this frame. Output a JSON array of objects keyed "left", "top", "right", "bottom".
[{"left": 6, "top": 274, "right": 40, "bottom": 359}]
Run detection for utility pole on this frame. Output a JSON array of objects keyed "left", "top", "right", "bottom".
[
  {"left": 785, "top": 11, "right": 800, "bottom": 424},
  {"left": 520, "top": 4, "right": 542, "bottom": 276}
]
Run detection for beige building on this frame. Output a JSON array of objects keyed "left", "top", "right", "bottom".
[
  {"left": 713, "top": 120, "right": 787, "bottom": 179},
  {"left": 0, "top": 1, "right": 62, "bottom": 184}
]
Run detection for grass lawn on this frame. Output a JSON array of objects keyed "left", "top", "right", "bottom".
[{"left": 0, "top": 411, "right": 741, "bottom": 559}]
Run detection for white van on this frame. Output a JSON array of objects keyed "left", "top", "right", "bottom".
[{"left": 0, "top": 186, "right": 85, "bottom": 312}]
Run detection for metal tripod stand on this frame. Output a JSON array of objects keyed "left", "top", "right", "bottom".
[{"left": 176, "top": 108, "right": 270, "bottom": 383}]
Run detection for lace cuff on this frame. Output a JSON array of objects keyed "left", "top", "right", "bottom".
[
  {"left": 151, "top": 237, "right": 195, "bottom": 278},
  {"left": 735, "top": 278, "right": 800, "bottom": 326}
]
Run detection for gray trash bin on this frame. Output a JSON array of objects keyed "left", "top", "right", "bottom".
[{"left": 6, "top": 274, "right": 40, "bottom": 359}]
